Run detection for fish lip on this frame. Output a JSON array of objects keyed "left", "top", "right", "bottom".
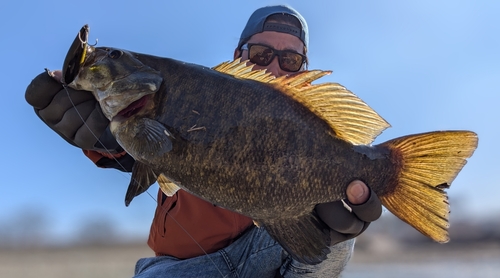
[
  {"left": 111, "top": 95, "right": 151, "bottom": 121},
  {"left": 62, "top": 25, "right": 90, "bottom": 85}
]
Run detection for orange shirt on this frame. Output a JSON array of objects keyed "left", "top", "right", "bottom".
[{"left": 148, "top": 189, "right": 254, "bottom": 258}]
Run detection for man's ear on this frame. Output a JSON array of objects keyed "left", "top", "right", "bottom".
[{"left": 233, "top": 49, "right": 241, "bottom": 60}]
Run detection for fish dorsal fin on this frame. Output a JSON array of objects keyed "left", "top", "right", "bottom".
[
  {"left": 212, "top": 58, "right": 275, "bottom": 83},
  {"left": 213, "top": 59, "right": 390, "bottom": 145},
  {"left": 270, "top": 72, "right": 390, "bottom": 145},
  {"left": 157, "top": 174, "right": 181, "bottom": 197}
]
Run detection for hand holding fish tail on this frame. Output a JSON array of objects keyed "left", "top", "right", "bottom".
[
  {"left": 315, "top": 180, "right": 382, "bottom": 245},
  {"left": 345, "top": 180, "right": 383, "bottom": 222},
  {"left": 25, "top": 70, "right": 134, "bottom": 172}
]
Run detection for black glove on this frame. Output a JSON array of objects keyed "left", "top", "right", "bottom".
[
  {"left": 25, "top": 70, "right": 134, "bottom": 172},
  {"left": 315, "top": 186, "right": 382, "bottom": 246}
]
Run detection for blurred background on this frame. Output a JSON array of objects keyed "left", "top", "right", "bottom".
[{"left": 1, "top": 0, "right": 499, "bottom": 277}]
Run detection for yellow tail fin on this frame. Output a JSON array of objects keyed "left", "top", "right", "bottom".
[{"left": 379, "top": 131, "right": 478, "bottom": 243}]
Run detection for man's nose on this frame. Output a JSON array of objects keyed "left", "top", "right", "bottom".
[{"left": 266, "top": 57, "right": 284, "bottom": 77}]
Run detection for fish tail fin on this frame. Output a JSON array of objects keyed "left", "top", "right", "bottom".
[
  {"left": 260, "top": 211, "right": 331, "bottom": 265},
  {"left": 378, "top": 130, "right": 478, "bottom": 243}
]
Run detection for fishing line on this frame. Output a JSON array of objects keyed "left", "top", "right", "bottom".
[{"left": 62, "top": 85, "right": 228, "bottom": 277}]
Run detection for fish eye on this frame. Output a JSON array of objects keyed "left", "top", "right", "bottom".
[{"left": 108, "top": 50, "right": 123, "bottom": 59}]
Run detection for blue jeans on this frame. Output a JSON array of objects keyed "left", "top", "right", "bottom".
[{"left": 134, "top": 226, "right": 354, "bottom": 278}]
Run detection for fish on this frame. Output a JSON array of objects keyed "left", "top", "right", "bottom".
[{"left": 61, "top": 25, "right": 478, "bottom": 264}]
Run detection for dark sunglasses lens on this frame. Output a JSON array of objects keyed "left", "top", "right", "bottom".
[
  {"left": 279, "top": 52, "right": 304, "bottom": 72},
  {"left": 248, "top": 45, "right": 275, "bottom": 66}
]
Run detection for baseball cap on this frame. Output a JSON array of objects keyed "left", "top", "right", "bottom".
[{"left": 237, "top": 5, "right": 309, "bottom": 51}]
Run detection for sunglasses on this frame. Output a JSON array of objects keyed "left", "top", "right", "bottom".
[{"left": 240, "top": 43, "right": 306, "bottom": 72}]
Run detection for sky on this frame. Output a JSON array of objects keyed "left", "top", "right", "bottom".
[{"left": 1, "top": 0, "right": 499, "bottom": 244}]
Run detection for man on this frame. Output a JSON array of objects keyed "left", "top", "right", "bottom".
[{"left": 25, "top": 5, "right": 381, "bottom": 277}]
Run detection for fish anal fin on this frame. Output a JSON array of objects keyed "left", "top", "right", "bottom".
[
  {"left": 260, "top": 211, "right": 331, "bottom": 265},
  {"left": 379, "top": 130, "right": 478, "bottom": 243},
  {"left": 157, "top": 174, "right": 181, "bottom": 197},
  {"left": 125, "top": 161, "right": 158, "bottom": 206}
]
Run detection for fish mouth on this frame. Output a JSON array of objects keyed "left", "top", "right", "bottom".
[
  {"left": 112, "top": 95, "right": 150, "bottom": 121},
  {"left": 62, "top": 25, "right": 90, "bottom": 85}
]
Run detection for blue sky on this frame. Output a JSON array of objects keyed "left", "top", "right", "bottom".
[{"left": 1, "top": 0, "right": 499, "bottom": 243}]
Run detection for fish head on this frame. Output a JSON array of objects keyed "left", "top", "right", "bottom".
[{"left": 62, "top": 25, "right": 163, "bottom": 121}]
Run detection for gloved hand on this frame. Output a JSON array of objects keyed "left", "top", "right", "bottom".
[
  {"left": 315, "top": 180, "right": 382, "bottom": 246},
  {"left": 25, "top": 69, "right": 134, "bottom": 172}
]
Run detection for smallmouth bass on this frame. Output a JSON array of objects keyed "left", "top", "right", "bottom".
[{"left": 61, "top": 25, "right": 478, "bottom": 264}]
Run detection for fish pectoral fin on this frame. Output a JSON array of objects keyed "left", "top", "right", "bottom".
[
  {"left": 260, "top": 212, "right": 331, "bottom": 265},
  {"left": 130, "top": 118, "right": 173, "bottom": 161},
  {"left": 125, "top": 161, "right": 158, "bottom": 206},
  {"left": 157, "top": 174, "right": 180, "bottom": 197}
]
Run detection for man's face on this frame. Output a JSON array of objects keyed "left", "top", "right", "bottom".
[{"left": 235, "top": 31, "right": 305, "bottom": 77}]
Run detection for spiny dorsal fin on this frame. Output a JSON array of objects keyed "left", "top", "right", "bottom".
[
  {"left": 157, "top": 174, "right": 181, "bottom": 197},
  {"left": 213, "top": 59, "right": 390, "bottom": 145},
  {"left": 212, "top": 58, "right": 275, "bottom": 83}
]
